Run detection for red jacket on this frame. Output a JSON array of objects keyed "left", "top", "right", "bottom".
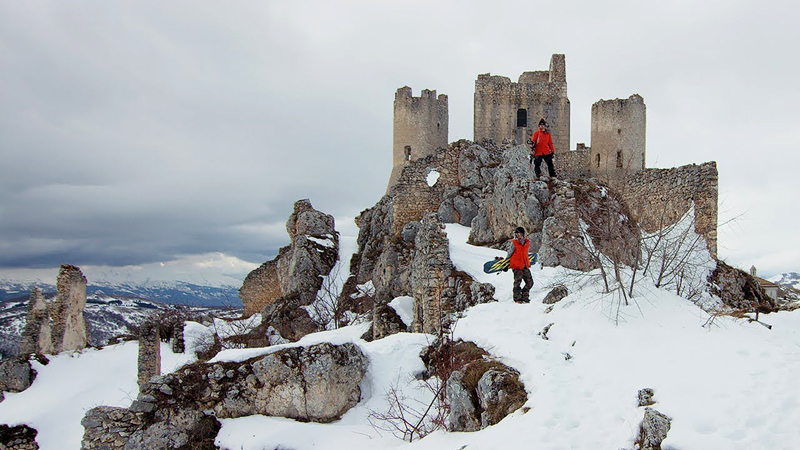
[
  {"left": 509, "top": 238, "right": 531, "bottom": 270},
  {"left": 531, "top": 130, "right": 555, "bottom": 156}
]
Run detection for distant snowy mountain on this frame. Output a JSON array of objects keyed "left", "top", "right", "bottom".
[
  {"left": 0, "top": 278, "right": 242, "bottom": 307},
  {"left": 768, "top": 272, "right": 800, "bottom": 289}
]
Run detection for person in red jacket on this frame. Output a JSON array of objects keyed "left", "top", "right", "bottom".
[
  {"left": 506, "top": 226, "right": 534, "bottom": 303},
  {"left": 530, "top": 117, "right": 556, "bottom": 179}
]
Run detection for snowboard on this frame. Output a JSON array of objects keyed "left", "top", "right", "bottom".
[{"left": 483, "top": 253, "right": 538, "bottom": 274}]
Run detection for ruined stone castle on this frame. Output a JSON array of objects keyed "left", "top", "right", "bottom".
[{"left": 387, "top": 54, "right": 718, "bottom": 257}]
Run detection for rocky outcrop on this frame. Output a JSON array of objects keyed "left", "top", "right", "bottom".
[
  {"left": 468, "top": 146, "right": 639, "bottom": 272},
  {"left": 82, "top": 342, "right": 368, "bottom": 449},
  {"left": 0, "top": 356, "right": 36, "bottom": 395},
  {"left": 259, "top": 295, "right": 318, "bottom": 342},
  {"left": 638, "top": 407, "right": 672, "bottom": 450},
  {"left": 638, "top": 388, "right": 656, "bottom": 407},
  {"left": 446, "top": 359, "right": 527, "bottom": 432},
  {"left": 240, "top": 199, "right": 339, "bottom": 318},
  {"left": 81, "top": 406, "right": 218, "bottom": 450},
  {"left": 543, "top": 285, "right": 569, "bottom": 304},
  {"left": 0, "top": 424, "right": 39, "bottom": 450},
  {"left": 468, "top": 146, "right": 549, "bottom": 247},
  {"left": 709, "top": 261, "right": 777, "bottom": 312}
]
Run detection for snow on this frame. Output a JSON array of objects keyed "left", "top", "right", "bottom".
[
  {"left": 0, "top": 341, "right": 195, "bottom": 450},
  {"left": 389, "top": 296, "right": 414, "bottom": 327},
  {"left": 426, "top": 170, "right": 440, "bottom": 187},
  {"left": 1, "top": 222, "right": 800, "bottom": 449}
]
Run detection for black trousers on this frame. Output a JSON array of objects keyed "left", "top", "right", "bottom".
[
  {"left": 534, "top": 153, "right": 556, "bottom": 177},
  {"left": 512, "top": 268, "right": 533, "bottom": 302}
]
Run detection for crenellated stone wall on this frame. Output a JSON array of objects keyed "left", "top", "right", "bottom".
[
  {"left": 590, "top": 95, "right": 646, "bottom": 174},
  {"left": 389, "top": 87, "right": 449, "bottom": 191},
  {"left": 622, "top": 162, "right": 718, "bottom": 257},
  {"left": 474, "top": 54, "right": 570, "bottom": 152}
]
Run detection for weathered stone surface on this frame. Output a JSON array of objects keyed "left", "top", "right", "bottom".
[
  {"left": 543, "top": 285, "right": 569, "bottom": 304},
  {"left": 0, "top": 357, "right": 35, "bottom": 394},
  {"left": 240, "top": 199, "right": 339, "bottom": 317},
  {"left": 259, "top": 295, "right": 319, "bottom": 342},
  {"left": 638, "top": 388, "right": 655, "bottom": 407},
  {"left": 19, "top": 265, "right": 90, "bottom": 356},
  {"left": 0, "top": 423, "right": 38, "bottom": 450},
  {"left": 51, "top": 264, "right": 89, "bottom": 352},
  {"left": 446, "top": 370, "right": 480, "bottom": 432},
  {"left": 468, "top": 146, "right": 548, "bottom": 247},
  {"left": 19, "top": 288, "right": 53, "bottom": 355},
  {"left": 371, "top": 303, "right": 407, "bottom": 341},
  {"left": 709, "top": 261, "right": 777, "bottom": 312},
  {"left": 411, "top": 214, "right": 453, "bottom": 334},
  {"left": 137, "top": 321, "right": 160, "bottom": 387},
  {"left": 446, "top": 357, "right": 526, "bottom": 432},
  {"left": 477, "top": 368, "right": 527, "bottom": 428},
  {"left": 82, "top": 342, "right": 368, "bottom": 450},
  {"left": 640, "top": 407, "right": 671, "bottom": 450}
]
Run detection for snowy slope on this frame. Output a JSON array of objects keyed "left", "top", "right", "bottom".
[{"left": 1, "top": 225, "right": 799, "bottom": 449}]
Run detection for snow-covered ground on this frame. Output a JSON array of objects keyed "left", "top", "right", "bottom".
[{"left": 1, "top": 223, "right": 799, "bottom": 449}]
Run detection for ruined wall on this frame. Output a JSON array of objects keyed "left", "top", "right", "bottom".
[
  {"left": 555, "top": 144, "right": 591, "bottom": 179},
  {"left": 590, "top": 95, "right": 646, "bottom": 175},
  {"left": 19, "top": 288, "right": 54, "bottom": 355},
  {"left": 622, "top": 162, "right": 718, "bottom": 257},
  {"left": 137, "top": 321, "right": 160, "bottom": 387},
  {"left": 50, "top": 265, "right": 88, "bottom": 353},
  {"left": 474, "top": 54, "right": 569, "bottom": 152},
  {"left": 389, "top": 141, "right": 463, "bottom": 235},
  {"left": 388, "top": 87, "right": 449, "bottom": 191},
  {"left": 239, "top": 259, "right": 283, "bottom": 317},
  {"left": 411, "top": 214, "right": 452, "bottom": 334}
]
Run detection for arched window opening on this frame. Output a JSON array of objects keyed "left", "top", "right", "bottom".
[
  {"left": 595, "top": 153, "right": 601, "bottom": 168},
  {"left": 616, "top": 150, "right": 623, "bottom": 168},
  {"left": 405, "top": 146, "right": 412, "bottom": 161}
]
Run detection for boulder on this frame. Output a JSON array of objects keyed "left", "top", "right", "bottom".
[
  {"left": 0, "top": 356, "right": 35, "bottom": 394},
  {"left": 639, "top": 407, "right": 671, "bottom": 450},
  {"left": 0, "top": 423, "right": 38, "bottom": 450},
  {"left": 543, "top": 285, "right": 569, "bottom": 304},
  {"left": 82, "top": 342, "right": 369, "bottom": 449},
  {"left": 446, "top": 358, "right": 526, "bottom": 432},
  {"left": 477, "top": 368, "right": 527, "bottom": 428},
  {"left": 638, "top": 388, "right": 655, "bottom": 407},
  {"left": 259, "top": 295, "right": 319, "bottom": 342}
]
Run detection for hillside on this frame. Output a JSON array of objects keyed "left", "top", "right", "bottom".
[{"left": 1, "top": 224, "right": 798, "bottom": 449}]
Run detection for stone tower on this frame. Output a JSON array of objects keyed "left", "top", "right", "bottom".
[
  {"left": 51, "top": 264, "right": 89, "bottom": 352},
  {"left": 474, "top": 54, "right": 570, "bottom": 152},
  {"left": 590, "top": 94, "right": 646, "bottom": 175},
  {"left": 388, "top": 86, "right": 449, "bottom": 192}
]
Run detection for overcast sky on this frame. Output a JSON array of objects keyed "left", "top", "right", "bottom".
[{"left": 1, "top": 0, "right": 798, "bottom": 281}]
